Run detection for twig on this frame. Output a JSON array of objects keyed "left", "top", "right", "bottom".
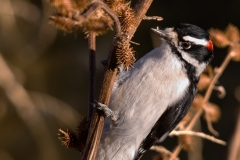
[
  {"left": 204, "top": 108, "right": 219, "bottom": 136},
  {"left": 88, "top": 32, "right": 96, "bottom": 120},
  {"left": 130, "top": 41, "right": 140, "bottom": 45},
  {"left": 82, "top": 0, "right": 153, "bottom": 159},
  {"left": 169, "top": 130, "right": 226, "bottom": 145},
  {"left": 151, "top": 146, "right": 179, "bottom": 160},
  {"left": 143, "top": 15, "right": 163, "bottom": 21},
  {"left": 169, "top": 146, "right": 182, "bottom": 160}
]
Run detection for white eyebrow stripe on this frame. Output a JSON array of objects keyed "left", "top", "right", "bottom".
[{"left": 183, "top": 36, "right": 208, "bottom": 46}]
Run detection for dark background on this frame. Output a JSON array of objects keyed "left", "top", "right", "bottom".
[{"left": 0, "top": 0, "right": 239, "bottom": 160}]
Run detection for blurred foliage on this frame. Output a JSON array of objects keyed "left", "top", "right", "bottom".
[{"left": 0, "top": 0, "right": 240, "bottom": 160}]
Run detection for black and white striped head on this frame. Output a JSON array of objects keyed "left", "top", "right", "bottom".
[{"left": 151, "top": 23, "right": 214, "bottom": 78}]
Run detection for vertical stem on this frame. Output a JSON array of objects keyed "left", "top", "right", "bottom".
[{"left": 88, "top": 32, "right": 96, "bottom": 120}]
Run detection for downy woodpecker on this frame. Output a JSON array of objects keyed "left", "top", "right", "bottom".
[{"left": 96, "top": 23, "right": 214, "bottom": 160}]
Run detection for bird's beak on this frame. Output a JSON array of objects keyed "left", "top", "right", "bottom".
[{"left": 151, "top": 28, "right": 167, "bottom": 38}]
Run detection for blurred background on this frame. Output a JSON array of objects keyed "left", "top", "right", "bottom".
[{"left": 0, "top": 0, "right": 240, "bottom": 160}]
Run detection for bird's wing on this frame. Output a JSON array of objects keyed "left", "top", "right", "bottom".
[
  {"left": 135, "top": 84, "right": 197, "bottom": 160},
  {"left": 112, "top": 67, "right": 132, "bottom": 94}
]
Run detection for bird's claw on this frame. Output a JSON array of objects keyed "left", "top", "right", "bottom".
[{"left": 95, "top": 101, "right": 118, "bottom": 121}]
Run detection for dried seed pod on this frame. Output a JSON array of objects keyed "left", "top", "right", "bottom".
[
  {"left": 116, "top": 39, "right": 135, "bottom": 70},
  {"left": 225, "top": 24, "right": 240, "bottom": 43},
  {"left": 58, "top": 117, "right": 90, "bottom": 153},
  {"left": 191, "top": 94, "right": 204, "bottom": 110},
  {"left": 204, "top": 103, "right": 221, "bottom": 123},
  {"left": 198, "top": 74, "right": 211, "bottom": 91},
  {"left": 115, "top": 2, "right": 135, "bottom": 32},
  {"left": 85, "top": 15, "right": 113, "bottom": 35},
  {"left": 73, "top": 0, "right": 91, "bottom": 13},
  {"left": 214, "top": 85, "right": 226, "bottom": 98},
  {"left": 49, "top": 12, "right": 80, "bottom": 32},
  {"left": 58, "top": 129, "right": 79, "bottom": 149},
  {"left": 231, "top": 45, "right": 240, "bottom": 62},
  {"left": 48, "top": 0, "right": 76, "bottom": 17},
  {"left": 178, "top": 135, "right": 194, "bottom": 151},
  {"left": 209, "top": 28, "right": 230, "bottom": 48},
  {"left": 105, "top": 0, "right": 126, "bottom": 9},
  {"left": 204, "top": 66, "right": 214, "bottom": 78}
]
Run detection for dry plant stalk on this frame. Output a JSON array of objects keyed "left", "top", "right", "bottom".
[
  {"left": 167, "top": 24, "right": 240, "bottom": 160},
  {"left": 151, "top": 146, "right": 179, "bottom": 160},
  {"left": 227, "top": 87, "right": 240, "bottom": 160}
]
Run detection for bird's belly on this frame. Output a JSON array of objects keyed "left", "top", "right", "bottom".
[
  {"left": 98, "top": 51, "right": 190, "bottom": 159},
  {"left": 98, "top": 72, "right": 189, "bottom": 159}
]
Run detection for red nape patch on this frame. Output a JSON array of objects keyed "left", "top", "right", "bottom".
[{"left": 206, "top": 40, "right": 214, "bottom": 51}]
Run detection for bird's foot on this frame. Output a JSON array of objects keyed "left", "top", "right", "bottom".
[
  {"left": 117, "top": 64, "right": 124, "bottom": 73},
  {"left": 95, "top": 101, "right": 118, "bottom": 122}
]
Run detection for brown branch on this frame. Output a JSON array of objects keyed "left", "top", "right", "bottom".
[
  {"left": 169, "top": 130, "right": 226, "bottom": 145},
  {"left": 169, "top": 146, "right": 182, "bottom": 160},
  {"left": 88, "top": 32, "right": 96, "bottom": 120},
  {"left": 143, "top": 15, "right": 163, "bottom": 21},
  {"left": 82, "top": 0, "right": 153, "bottom": 159},
  {"left": 151, "top": 146, "right": 179, "bottom": 160}
]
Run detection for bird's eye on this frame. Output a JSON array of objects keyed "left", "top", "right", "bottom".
[{"left": 180, "top": 41, "right": 191, "bottom": 49}]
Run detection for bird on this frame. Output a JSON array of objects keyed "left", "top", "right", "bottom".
[{"left": 95, "top": 23, "right": 214, "bottom": 160}]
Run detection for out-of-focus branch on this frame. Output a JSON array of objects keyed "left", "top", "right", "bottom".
[
  {"left": 0, "top": 53, "right": 60, "bottom": 160},
  {"left": 170, "top": 130, "right": 226, "bottom": 145},
  {"left": 151, "top": 146, "right": 179, "bottom": 160},
  {"left": 186, "top": 52, "right": 232, "bottom": 131},
  {"left": 228, "top": 109, "right": 240, "bottom": 160},
  {"left": 29, "top": 91, "right": 80, "bottom": 127},
  {"left": 88, "top": 32, "right": 96, "bottom": 120}
]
